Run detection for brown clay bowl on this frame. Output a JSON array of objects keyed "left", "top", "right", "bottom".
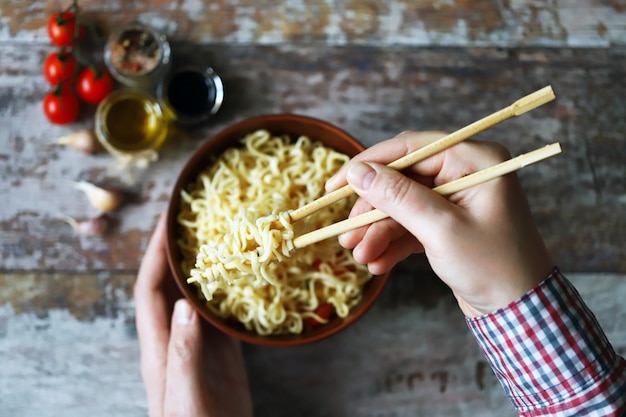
[{"left": 165, "top": 114, "right": 391, "bottom": 346}]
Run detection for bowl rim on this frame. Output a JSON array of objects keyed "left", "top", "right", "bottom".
[{"left": 165, "top": 113, "right": 391, "bottom": 346}]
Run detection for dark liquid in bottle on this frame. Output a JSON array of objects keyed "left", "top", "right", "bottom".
[{"left": 167, "top": 70, "right": 216, "bottom": 117}]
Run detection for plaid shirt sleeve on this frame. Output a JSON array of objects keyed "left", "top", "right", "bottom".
[{"left": 467, "top": 268, "right": 626, "bottom": 416}]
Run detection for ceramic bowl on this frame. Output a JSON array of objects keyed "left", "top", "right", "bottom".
[{"left": 165, "top": 114, "right": 391, "bottom": 346}]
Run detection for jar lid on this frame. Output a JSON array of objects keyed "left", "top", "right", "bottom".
[{"left": 157, "top": 66, "right": 224, "bottom": 126}]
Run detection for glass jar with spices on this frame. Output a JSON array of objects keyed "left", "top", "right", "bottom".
[
  {"left": 95, "top": 89, "right": 168, "bottom": 168},
  {"left": 104, "top": 22, "right": 171, "bottom": 89}
]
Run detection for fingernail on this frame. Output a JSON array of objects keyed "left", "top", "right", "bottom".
[
  {"left": 325, "top": 174, "right": 339, "bottom": 192},
  {"left": 347, "top": 162, "right": 376, "bottom": 191},
  {"left": 174, "top": 299, "right": 194, "bottom": 325}
]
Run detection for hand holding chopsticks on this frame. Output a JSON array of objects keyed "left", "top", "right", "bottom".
[
  {"left": 290, "top": 85, "right": 561, "bottom": 249},
  {"left": 293, "top": 142, "right": 561, "bottom": 249},
  {"left": 289, "top": 85, "right": 556, "bottom": 223}
]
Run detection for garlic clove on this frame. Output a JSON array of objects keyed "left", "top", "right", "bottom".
[
  {"left": 57, "top": 130, "right": 100, "bottom": 154},
  {"left": 74, "top": 181, "right": 125, "bottom": 213},
  {"left": 62, "top": 214, "right": 111, "bottom": 236}
]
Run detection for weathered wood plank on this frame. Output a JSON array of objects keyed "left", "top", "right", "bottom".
[
  {"left": 1, "top": 45, "right": 625, "bottom": 272},
  {"left": 1, "top": 3, "right": 624, "bottom": 417},
  {"left": 1, "top": 271, "right": 625, "bottom": 416},
  {"left": 0, "top": 0, "right": 625, "bottom": 47}
]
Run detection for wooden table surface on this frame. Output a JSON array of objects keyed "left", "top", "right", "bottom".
[{"left": 1, "top": 1, "right": 625, "bottom": 416}]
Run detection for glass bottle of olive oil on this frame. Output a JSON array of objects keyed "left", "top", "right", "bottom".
[{"left": 95, "top": 89, "right": 168, "bottom": 166}]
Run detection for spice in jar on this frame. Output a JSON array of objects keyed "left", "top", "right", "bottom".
[
  {"left": 112, "top": 29, "right": 160, "bottom": 75},
  {"left": 157, "top": 66, "right": 224, "bottom": 126},
  {"left": 104, "top": 23, "right": 171, "bottom": 88}
]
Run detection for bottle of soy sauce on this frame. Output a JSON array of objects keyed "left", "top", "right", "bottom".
[{"left": 158, "top": 66, "right": 224, "bottom": 126}]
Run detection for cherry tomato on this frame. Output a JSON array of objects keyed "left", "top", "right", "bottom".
[
  {"left": 43, "top": 50, "right": 77, "bottom": 86},
  {"left": 303, "top": 303, "right": 334, "bottom": 327},
  {"left": 77, "top": 68, "right": 114, "bottom": 104},
  {"left": 76, "top": 68, "right": 114, "bottom": 104},
  {"left": 43, "top": 89, "right": 80, "bottom": 125},
  {"left": 47, "top": 11, "right": 85, "bottom": 47}
]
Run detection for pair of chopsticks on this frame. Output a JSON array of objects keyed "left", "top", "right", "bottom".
[{"left": 291, "top": 86, "right": 561, "bottom": 249}]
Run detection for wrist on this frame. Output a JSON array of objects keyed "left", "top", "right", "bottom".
[
  {"left": 456, "top": 300, "right": 488, "bottom": 319},
  {"left": 455, "top": 267, "right": 554, "bottom": 318}
]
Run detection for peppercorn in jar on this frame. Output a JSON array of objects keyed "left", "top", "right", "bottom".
[{"left": 104, "top": 22, "right": 171, "bottom": 88}]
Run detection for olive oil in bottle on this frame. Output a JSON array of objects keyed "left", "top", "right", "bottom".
[{"left": 96, "top": 89, "right": 167, "bottom": 164}]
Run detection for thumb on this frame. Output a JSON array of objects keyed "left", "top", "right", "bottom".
[
  {"left": 346, "top": 161, "right": 454, "bottom": 238},
  {"left": 163, "top": 299, "right": 204, "bottom": 415}
]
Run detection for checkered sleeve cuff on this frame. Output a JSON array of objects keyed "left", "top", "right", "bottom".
[{"left": 466, "top": 268, "right": 626, "bottom": 416}]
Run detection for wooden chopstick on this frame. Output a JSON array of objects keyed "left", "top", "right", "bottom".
[
  {"left": 292, "top": 142, "right": 562, "bottom": 249},
  {"left": 289, "top": 85, "right": 556, "bottom": 223}
]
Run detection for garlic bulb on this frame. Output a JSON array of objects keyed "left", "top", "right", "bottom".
[
  {"left": 63, "top": 214, "right": 111, "bottom": 236},
  {"left": 57, "top": 130, "right": 100, "bottom": 154},
  {"left": 74, "top": 181, "right": 125, "bottom": 213}
]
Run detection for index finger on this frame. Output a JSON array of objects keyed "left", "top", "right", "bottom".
[{"left": 325, "top": 130, "right": 447, "bottom": 192}]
